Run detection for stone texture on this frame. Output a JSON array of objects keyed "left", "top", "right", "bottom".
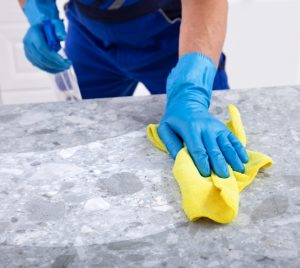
[{"left": 0, "top": 86, "right": 299, "bottom": 267}]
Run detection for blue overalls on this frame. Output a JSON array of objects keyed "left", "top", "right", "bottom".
[{"left": 64, "top": 0, "right": 229, "bottom": 99}]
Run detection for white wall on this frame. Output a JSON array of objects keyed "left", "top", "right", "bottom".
[
  {"left": 0, "top": 0, "right": 299, "bottom": 104},
  {"left": 224, "top": 0, "right": 300, "bottom": 88},
  {"left": 0, "top": 1, "right": 57, "bottom": 104}
]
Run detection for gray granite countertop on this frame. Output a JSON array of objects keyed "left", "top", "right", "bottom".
[{"left": 0, "top": 86, "right": 299, "bottom": 268}]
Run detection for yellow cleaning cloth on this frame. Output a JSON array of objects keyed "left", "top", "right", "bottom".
[{"left": 147, "top": 105, "right": 272, "bottom": 223}]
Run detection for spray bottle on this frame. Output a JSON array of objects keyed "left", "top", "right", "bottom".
[{"left": 42, "top": 20, "right": 82, "bottom": 102}]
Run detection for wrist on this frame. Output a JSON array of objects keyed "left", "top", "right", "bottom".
[
  {"left": 23, "top": 0, "right": 59, "bottom": 25},
  {"left": 166, "top": 52, "right": 217, "bottom": 109}
]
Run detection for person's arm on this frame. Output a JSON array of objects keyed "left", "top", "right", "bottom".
[
  {"left": 19, "top": 0, "right": 71, "bottom": 73},
  {"left": 180, "top": 0, "right": 228, "bottom": 65},
  {"left": 159, "top": 0, "right": 249, "bottom": 178},
  {"left": 18, "top": 0, "right": 26, "bottom": 6}
]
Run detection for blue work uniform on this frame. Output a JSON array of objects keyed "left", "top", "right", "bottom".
[{"left": 64, "top": 0, "right": 229, "bottom": 99}]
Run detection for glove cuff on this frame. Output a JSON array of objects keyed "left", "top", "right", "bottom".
[
  {"left": 166, "top": 52, "right": 217, "bottom": 109},
  {"left": 23, "top": 0, "right": 60, "bottom": 25}
]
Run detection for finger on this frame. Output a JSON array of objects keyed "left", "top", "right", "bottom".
[
  {"left": 30, "top": 46, "right": 69, "bottom": 73},
  {"left": 52, "top": 19, "right": 67, "bottom": 41},
  {"left": 217, "top": 132, "right": 245, "bottom": 173},
  {"left": 25, "top": 46, "right": 64, "bottom": 73},
  {"left": 228, "top": 132, "right": 249, "bottom": 163},
  {"left": 31, "top": 44, "right": 71, "bottom": 72},
  {"left": 182, "top": 128, "right": 210, "bottom": 177},
  {"left": 202, "top": 132, "right": 229, "bottom": 178},
  {"left": 23, "top": 36, "right": 49, "bottom": 71},
  {"left": 33, "top": 41, "right": 71, "bottom": 68},
  {"left": 23, "top": 25, "right": 70, "bottom": 73},
  {"left": 158, "top": 123, "right": 183, "bottom": 159}
]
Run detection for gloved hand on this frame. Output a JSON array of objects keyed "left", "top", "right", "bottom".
[
  {"left": 22, "top": 0, "right": 71, "bottom": 73},
  {"left": 158, "top": 53, "right": 249, "bottom": 178}
]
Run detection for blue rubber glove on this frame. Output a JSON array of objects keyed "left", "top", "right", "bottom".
[
  {"left": 22, "top": 0, "right": 71, "bottom": 73},
  {"left": 158, "top": 53, "right": 249, "bottom": 178}
]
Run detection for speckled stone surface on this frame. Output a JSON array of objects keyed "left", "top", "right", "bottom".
[{"left": 0, "top": 86, "right": 299, "bottom": 268}]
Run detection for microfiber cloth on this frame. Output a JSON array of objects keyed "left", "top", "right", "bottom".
[{"left": 147, "top": 105, "right": 272, "bottom": 223}]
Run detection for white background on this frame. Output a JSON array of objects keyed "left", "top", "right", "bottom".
[{"left": 0, "top": 0, "right": 300, "bottom": 104}]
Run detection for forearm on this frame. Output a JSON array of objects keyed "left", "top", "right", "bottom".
[
  {"left": 18, "top": 0, "right": 26, "bottom": 7},
  {"left": 180, "top": 0, "right": 228, "bottom": 66}
]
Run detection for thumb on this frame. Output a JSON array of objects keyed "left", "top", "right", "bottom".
[
  {"left": 52, "top": 19, "right": 67, "bottom": 41},
  {"left": 158, "top": 123, "right": 183, "bottom": 159}
]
